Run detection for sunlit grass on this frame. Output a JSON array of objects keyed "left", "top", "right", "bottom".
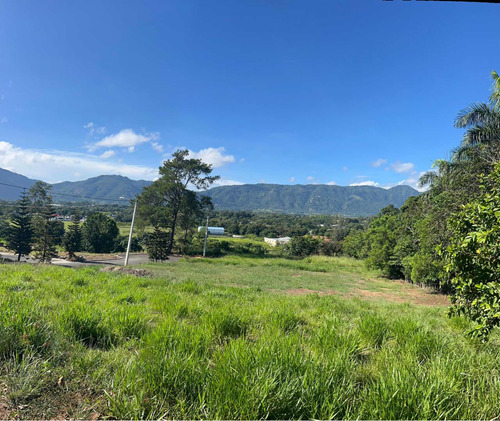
[{"left": 0, "top": 257, "right": 497, "bottom": 419}]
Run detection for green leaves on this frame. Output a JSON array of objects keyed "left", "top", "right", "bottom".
[
  {"left": 446, "top": 163, "right": 500, "bottom": 339},
  {"left": 137, "top": 149, "right": 219, "bottom": 256}
]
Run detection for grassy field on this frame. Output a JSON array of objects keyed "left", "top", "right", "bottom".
[{"left": 0, "top": 256, "right": 499, "bottom": 419}]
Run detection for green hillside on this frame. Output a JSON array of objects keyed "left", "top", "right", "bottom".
[
  {"left": 51, "top": 175, "right": 150, "bottom": 202},
  {"left": 203, "top": 184, "right": 418, "bottom": 216},
  {"left": 0, "top": 168, "right": 38, "bottom": 200},
  {"left": 0, "top": 168, "right": 418, "bottom": 215}
]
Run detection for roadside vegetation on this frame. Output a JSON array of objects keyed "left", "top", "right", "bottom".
[
  {"left": 2, "top": 256, "right": 500, "bottom": 420},
  {"left": 342, "top": 71, "right": 500, "bottom": 338}
]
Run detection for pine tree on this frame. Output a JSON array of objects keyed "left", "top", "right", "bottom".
[
  {"left": 63, "top": 210, "right": 82, "bottom": 259},
  {"left": 7, "top": 190, "right": 33, "bottom": 261},
  {"left": 29, "top": 181, "right": 58, "bottom": 262},
  {"left": 146, "top": 227, "right": 169, "bottom": 261}
]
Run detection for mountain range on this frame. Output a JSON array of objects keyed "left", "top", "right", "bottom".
[
  {"left": 0, "top": 167, "right": 419, "bottom": 216},
  {"left": 202, "top": 183, "right": 418, "bottom": 216}
]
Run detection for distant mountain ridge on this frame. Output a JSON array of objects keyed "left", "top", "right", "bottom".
[
  {"left": 0, "top": 168, "right": 38, "bottom": 200},
  {"left": 202, "top": 183, "right": 419, "bottom": 216},
  {"left": 52, "top": 175, "right": 151, "bottom": 202},
  {"left": 0, "top": 169, "right": 148, "bottom": 202},
  {"left": 0, "top": 167, "right": 419, "bottom": 215}
]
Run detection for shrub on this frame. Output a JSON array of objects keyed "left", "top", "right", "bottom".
[
  {"left": 445, "top": 163, "right": 500, "bottom": 339},
  {"left": 320, "top": 239, "right": 342, "bottom": 256},
  {"left": 283, "top": 236, "right": 320, "bottom": 257},
  {"left": 82, "top": 212, "right": 120, "bottom": 253}
]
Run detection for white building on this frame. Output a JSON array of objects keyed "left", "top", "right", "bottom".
[
  {"left": 264, "top": 237, "right": 291, "bottom": 247},
  {"left": 197, "top": 226, "right": 225, "bottom": 235}
]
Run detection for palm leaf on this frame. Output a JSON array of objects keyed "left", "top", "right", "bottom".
[{"left": 454, "top": 103, "right": 499, "bottom": 128}]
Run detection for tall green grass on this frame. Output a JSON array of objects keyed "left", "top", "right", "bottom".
[{"left": 0, "top": 259, "right": 499, "bottom": 419}]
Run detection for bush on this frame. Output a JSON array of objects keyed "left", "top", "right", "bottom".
[
  {"left": 445, "top": 163, "right": 500, "bottom": 339},
  {"left": 82, "top": 212, "right": 120, "bottom": 253},
  {"left": 283, "top": 236, "right": 320, "bottom": 257},
  {"left": 320, "top": 239, "right": 342, "bottom": 256},
  {"left": 113, "top": 235, "right": 143, "bottom": 253}
]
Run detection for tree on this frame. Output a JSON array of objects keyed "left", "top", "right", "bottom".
[
  {"left": 145, "top": 227, "right": 170, "bottom": 261},
  {"left": 138, "top": 150, "right": 219, "bottom": 255},
  {"left": 7, "top": 190, "right": 33, "bottom": 261},
  {"left": 0, "top": 217, "right": 10, "bottom": 240},
  {"left": 284, "top": 236, "right": 320, "bottom": 258},
  {"left": 452, "top": 71, "right": 500, "bottom": 166},
  {"left": 178, "top": 192, "right": 213, "bottom": 254},
  {"left": 445, "top": 163, "right": 500, "bottom": 339},
  {"left": 29, "top": 182, "right": 58, "bottom": 262},
  {"left": 63, "top": 211, "right": 82, "bottom": 259},
  {"left": 363, "top": 208, "right": 402, "bottom": 278},
  {"left": 82, "top": 212, "right": 119, "bottom": 253}
]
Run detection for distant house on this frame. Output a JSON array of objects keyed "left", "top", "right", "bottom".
[
  {"left": 50, "top": 214, "right": 72, "bottom": 222},
  {"left": 264, "top": 237, "right": 291, "bottom": 247},
  {"left": 198, "top": 226, "right": 225, "bottom": 235}
]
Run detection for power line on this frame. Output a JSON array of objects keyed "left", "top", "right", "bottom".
[{"left": 0, "top": 181, "right": 133, "bottom": 203}]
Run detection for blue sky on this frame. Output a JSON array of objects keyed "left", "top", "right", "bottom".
[{"left": 0, "top": 0, "right": 499, "bottom": 189}]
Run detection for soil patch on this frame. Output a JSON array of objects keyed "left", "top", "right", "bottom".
[
  {"left": 278, "top": 284, "right": 449, "bottom": 307},
  {"left": 283, "top": 288, "right": 338, "bottom": 296},
  {"left": 403, "top": 287, "right": 449, "bottom": 307},
  {"left": 100, "top": 266, "right": 151, "bottom": 277},
  {"left": 0, "top": 383, "right": 9, "bottom": 420},
  {"left": 353, "top": 287, "right": 449, "bottom": 307}
]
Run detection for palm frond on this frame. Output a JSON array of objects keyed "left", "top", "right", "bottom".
[
  {"left": 451, "top": 144, "right": 482, "bottom": 163},
  {"left": 461, "top": 125, "right": 500, "bottom": 147},
  {"left": 454, "top": 103, "right": 499, "bottom": 128},
  {"left": 418, "top": 170, "right": 438, "bottom": 188},
  {"left": 490, "top": 70, "right": 500, "bottom": 112}
]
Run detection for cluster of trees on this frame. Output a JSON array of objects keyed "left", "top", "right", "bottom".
[
  {"left": 4, "top": 182, "right": 139, "bottom": 261},
  {"left": 7, "top": 182, "right": 64, "bottom": 262},
  {"left": 136, "top": 150, "right": 217, "bottom": 260},
  {"left": 49, "top": 202, "right": 134, "bottom": 222},
  {"left": 342, "top": 71, "right": 500, "bottom": 338},
  {"left": 209, "top": 211, "right": 367, "bottom": 240}
]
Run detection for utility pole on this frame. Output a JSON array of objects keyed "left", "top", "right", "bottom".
[
  {"left": 202, "top": 215, "right": 209, "bottom": 257},
  {"left": 124, "top": 200, "right": 137, "bottom": 266}
]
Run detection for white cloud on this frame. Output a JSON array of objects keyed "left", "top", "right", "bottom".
[
  {"left": 213, "top": 179, "right": 244, "bottom": 187},
  {"left": 307, "top": 176, "right": 315, "bottom": 181},
  {"left": 188, "top": 147, "right": 235, "bottom": 168},
  {"left": 151, "top": 142, "right": 163, "bottom": 153},
  {"left": 393, "top": 171, "right": 428, "bottom": 192},
  {"left": 0, "top": 117, "right": 7, "bottom": 124},
  {"left": 391, "top": 161, "right": 415, "bottom": 173},
  {"left": 128, "top": 146, "right": 135, "bottom": 153},
  {"left": 326, "top": 181, "right": 336, "bottom": 185},
  {"left": 100, "top": 150, "right": 115, "bottom": 159},
  {"left": 350, "top": 180, "right": 380, "bottom": 187},
  {"left": 289, "top": 176, "right": 296, "bottom": 183},
  {"left": 90, "top": 129, "right": 159, "bottom": 151},
  {"left": 83, "top": 122, "right": 106, "bottom": 137},
  {"left": 0, "top": 141, "right": 158, "bottom": 183},
  {"left": 372, "top": 158, "right": 387, "bottom": 168}
]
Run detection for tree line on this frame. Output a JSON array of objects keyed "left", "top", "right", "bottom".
[
  {"left": 3, "top": 182, "right": 141, "bottom": 261},
  {"left": 341, "top": 71, "right": 500, "bottom": 339}
]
